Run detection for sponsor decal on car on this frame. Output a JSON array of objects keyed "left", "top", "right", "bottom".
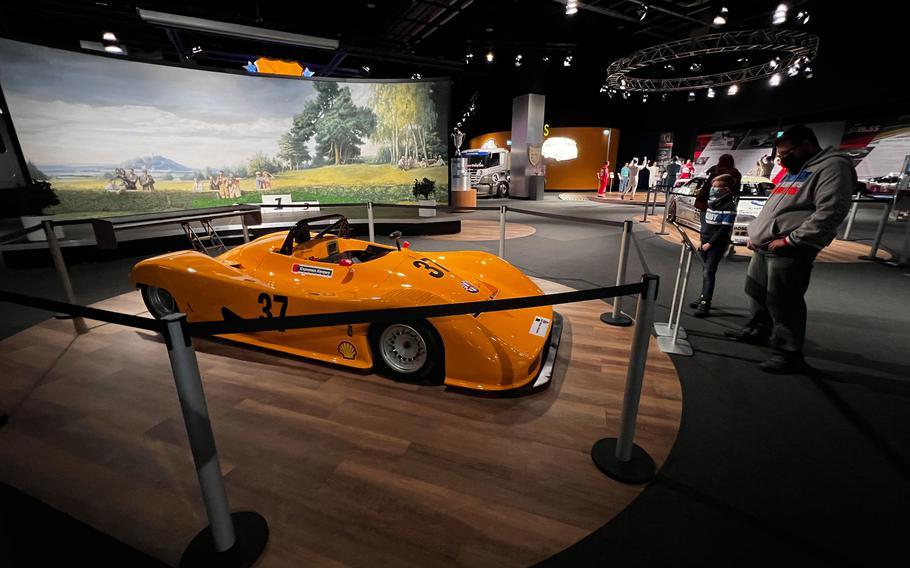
[
  {"left": 529, "top": 316, "right": 551, "bottom": 337},
  {"left": 291, "top": 263, "right": 333, "bottom": 278},
  {"left": 461, "top": 280, "right": 479, "bottom": 293},
  {"left": 338, "top": 341, "right": 357, "bottom": 360}
]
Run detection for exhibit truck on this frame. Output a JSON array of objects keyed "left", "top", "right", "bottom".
[{"left": 462, "top": 148, "right": 511, "bottom": 198}]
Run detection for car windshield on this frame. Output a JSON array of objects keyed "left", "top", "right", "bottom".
[
  {"left": 740, "top": 182, "right": 774, "bottom": 197},
  {"left": 464, "top": 153, "right": 498, "bottom": 168}
]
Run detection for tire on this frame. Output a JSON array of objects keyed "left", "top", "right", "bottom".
[
  {"left": 496, "top": 181, "right": 509, "bottom": 198},
  {"left": 666, "top": 202, "right": 677, "bottom": 223},
  {"left": 370, "top": 320, "right": 443, "bottom": 383},
  {"left": 140, "top": 285, "right": 179, "bottom": 319}
]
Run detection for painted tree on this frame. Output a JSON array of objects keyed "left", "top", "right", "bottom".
[{"left": 370, "top": 82, "right": 446, "bottom": 166}]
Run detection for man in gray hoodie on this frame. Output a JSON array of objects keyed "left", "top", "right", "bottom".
[{"left": 725, "top": 125, "right": 855, "bottom": 373}]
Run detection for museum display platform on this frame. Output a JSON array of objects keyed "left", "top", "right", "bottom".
[{"left": 0, "top": 278, "right": 682, "bottom": 567}]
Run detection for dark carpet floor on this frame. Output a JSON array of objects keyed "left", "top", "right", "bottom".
[{"left": 1, "top": 196, "right": 908, "bottom": 567}]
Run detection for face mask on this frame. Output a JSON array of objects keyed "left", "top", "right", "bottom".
[
  {"left": 709, "top": 186, "right": 727, "bottom": 200},
  {"left": 779, "top": 152, "right": 806, "bottom": 171}
]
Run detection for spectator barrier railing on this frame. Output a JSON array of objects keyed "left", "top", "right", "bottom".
[{"left": 0, "top": 270, "right": 662, "bottom": 564}]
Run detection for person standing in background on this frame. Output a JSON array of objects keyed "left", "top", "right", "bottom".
[
  {"left": 623, "top": 158, "right": 640, "bottom": 199},
  {"left": 680, "top": 159, "right": 695, "bottom": 180},
  {"left": 665, "top": 157, "right": 682, "bottom": 189},
  {"left": 635, "top": 157, "right": 651, "bottom": 198},
  {"left": 596, "top": 160, "right": 611, "bottom": 197},
  {"left": 648, "top": 160, "right": 661, "bottom": 189},
  {"left": 619, "top": 162, "right": 630, "bottom": 195}
]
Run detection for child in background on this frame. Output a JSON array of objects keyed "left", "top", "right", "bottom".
[{"left": 691, "top": 173, "right": 737, "bottom": 317}]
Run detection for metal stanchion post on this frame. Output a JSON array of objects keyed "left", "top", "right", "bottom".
[
  {"left": 43, "top": 221, "right": 88, "bottom": 335},
  {"left": 657, "top": 247, "right": 694, "bottom": 356},
  {"left": 842, "top": 194, "right": 860, "bottom": 241},
  {"left": 241, "top": 216, "right": 250, "bottom": 243},
  {"left": 656, "top": 187, "right": 671, "bottom": 235},
  {"left": 650, "top": 186, "right": 659, "bottom": 216},
  {"left": 592, "top": 273, "right": 660, "bottom": 484},
  {"left": 162, "top": 314, "right": 268, "bottom": 567},
  {"left": 498, "top": 205, "right": 506, "bottom": 259},
  {"left": 367, "top": 201, "right": 375, "bottom": 243},
  {"left": 654, "top": 242, "right": 688, "bottom": 339},
  {"left": 859, "top": 198, "right": 894, "bottom": 260},
  {"left": 601, "top": 220, "right": 634, "bottom": 326},
  {"left": 641, "top": 188, "right": 650, "bottom": 222}
]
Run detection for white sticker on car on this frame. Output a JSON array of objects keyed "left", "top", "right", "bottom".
[
  {"left": 291, "top": 263, "right": 333, "bottom": 278},
  {"left": 529, "top": 316, "right": 551, "bottom": 337}
]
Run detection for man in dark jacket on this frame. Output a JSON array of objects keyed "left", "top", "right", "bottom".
[{"left": 725, "top": 125, "right": 855, "bottom": 373}]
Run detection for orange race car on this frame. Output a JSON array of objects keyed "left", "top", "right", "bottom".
[{"left": 130, "top": 214, "right": 559, "bottom": 392}]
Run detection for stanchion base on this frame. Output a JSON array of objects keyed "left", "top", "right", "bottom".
[
  {"left": 655, "top": 231, "right": 670, "bottom": 236},
  {"left": 180, "top": 511, "right": 269, "bottom": 568},
  {"left": 654, "top": 322, "right": 687, "bottom": 339},
  {"left": 656, "top": 336, "right": 693, "bottom": 356},
  {"left": 882, "top": 260, "right": 910, "bottom": 267},
  {"left": 591, "top": 438, "right": 655, "bottom": 485},
  {"left": 600, "top": 312, "right": 633, "bottom": 327}
]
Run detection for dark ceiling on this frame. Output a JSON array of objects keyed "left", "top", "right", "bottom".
[{"left": 1, "top": 0, "right": 908, "bottom": 148}]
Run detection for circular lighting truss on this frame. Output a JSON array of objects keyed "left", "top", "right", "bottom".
[{"left": 605, "top": 30, "right": 818, "bottom": 93}]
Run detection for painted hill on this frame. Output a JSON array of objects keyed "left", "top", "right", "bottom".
[{"left": 118, "top": 155, "right": 190, "bottom": 172}]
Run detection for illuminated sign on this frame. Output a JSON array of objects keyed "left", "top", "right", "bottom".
[
  {"left": 481, "top": 138, "right": 498, "bottom": 149},
  {"left": 541, "top": 137, "right": 578, "bottom": 161}
]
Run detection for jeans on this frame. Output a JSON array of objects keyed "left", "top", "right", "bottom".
[
  {"left": 619, "top": 176, "right": 628, "bottom": 192},
  {"left": 744, "top": 246, "right": 818, "bottom": 355},
  {"left": 699, "top": 239, "right": 728, "bottom": 299}
]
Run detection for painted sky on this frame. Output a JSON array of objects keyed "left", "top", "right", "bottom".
[{"left": 0, "top": 39, "right": 437, "bottom": 170}]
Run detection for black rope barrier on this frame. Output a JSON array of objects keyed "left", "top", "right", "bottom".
[
  {"left": 0, "top": 223, "right": 45, "bottom": 245},
  {"left": 506, "top": 207, "right": 626, "bottom": 228},
  {"left": 629, "top": 232, "right": 653, "bottom": 275},
  {"left": 0, "top": 289, "right": 162, "bottom": 332},
  {"left": 187, "top": 282, "right": 645, "bottom": 336}
]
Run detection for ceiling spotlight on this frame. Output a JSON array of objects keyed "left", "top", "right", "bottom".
[
  {"left": 713, "top": 7, "right": 729, "bottom": 26},
  {"left": 736, "top": 57, "right": 749, "bottom": 65},
  {"left": 687, "top": 91, "right": 696, "bottom": 102},
  {"left": 411, "top": 73, "right": 422, "bottom": 79},
  {"left": 689, "top": 62, "right": 702, "bottom": 71},
  {"left": 769, "top": 57, "right": 780, "bottom": 69},
  {"left": 772, "top": 3, "right": 788, "bottom": 25},
  {"left": 622, "top": 91, "right": 631, "bottom": 99},
  {"left": 619, "top": 78, "right": 627, "bottom": 89},
  {"left": 727, "top": 84, "right": 739, "bottom": 95},
  {"left": 465, "top": 52, "right": 474, "bottom": 63},
  {"left": 104, "top": 45, "right": 124, "bottom": 54},
  {"left": 706, "top": 87, "right": 716, "bottom": 99},
  {"left": 486, "top": 50, "right": 494, "bottom": 63},
  {"left": 566, "top": 0, "right": 578, "bottom": 15},
  {"left": 661, "top": 93, "right": 668, "bottom": 102},
  {"left": 663, "top": 63, "right": 675, "bottom": 71},
  {"left": 769, "top": 73, "right": 782, "bottom": 86},
  {"left": 796, "top": 10, "right": 810, "bottom": 24},
  {"left": 542, "top": 55, "right": 550, "bottom": 62},
  {"left": 563, "top": 55, "right": 573, "bottom": 67},
  {"left": 638, "top": 4, "right": 649, "bottom": 21},
  {"left": 642, "top": 94, "right": 649, "bottom": 103},
  {"left": 102, "top": 32, "right": 118, "bottom": 41},
  {"left": 787, "top": 64, "right": 800, "bottom": 77},
  {"left": 191, "top": 45, "right": 202, "bottom": 54},
  {"left": 599, "top": 85, "right": 607, "bottom": 93},
  {"left": 515, "top": 54, "right": 523, "bottom": 67},
  {"left": 361, "top": 65, "right": 371, "bottom": 73},
  {"left": 803, "top": 66, "right": 814, "bottom": 78}
]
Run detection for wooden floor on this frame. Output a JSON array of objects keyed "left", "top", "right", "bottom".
[
  {"left": 425, "top": 219, "right": 536, "bottom": 241},
  {"left": 638, "top": 217, "right": 892, "bottom": 263},
  {"left": 588, "top": 192, "right": 667, "bottom": 205},
  {"left": 0, "top": 280, "right": 682, "bottom": 567}
]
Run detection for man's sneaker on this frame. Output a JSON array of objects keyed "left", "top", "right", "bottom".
[
  {"left": 693, "top": 299, "right": 711, "bottom": 318},
  {"left": 689, "top": 296, "right": 707, "bottom": 309},
  {"left": 760, "top": 353, "right": 808, "bottom": 374},
  {"left": 723, "top": 327, "right": 769, "bottom": 345}
]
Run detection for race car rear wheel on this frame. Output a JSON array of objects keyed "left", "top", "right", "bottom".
[
  {"left": 666, "top": 201, "right": 677, "bottom": 223},
  {"left": 140, "top": 285, "right": 179, "bottom": 319},
  {"left": 370, "top": 320, "right": 442, "bottom": 383}
]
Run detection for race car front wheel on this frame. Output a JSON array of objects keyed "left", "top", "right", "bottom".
[
  {"left": 666, "top": 202, "right": 677, "bottom": 223},
  {"left": 370, "top": 320, "right": 442, "bottom": 383},
  {"left": 140, "top": 285, "right": 179, "bottom": 319}
]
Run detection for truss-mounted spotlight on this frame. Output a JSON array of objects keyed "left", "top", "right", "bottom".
[
  {"left": 566, "top": 0, "right": 578, "bottom": 15},
  {"left": 102, "top": 31, "right": 118, "bottom": 41},
  {"left": 727, "top": 84, "right": 739, "bottom": 95},
  {"left": 542, "top": 55, "right": 550, "bottom": 62},
  {"left": 486, "top": 50, "right": 494, "bottom": 63},
  {"left": 514, "top": 54, "right": 523, "bottom": 67},
  {"left": 619, "top": 78, "right": 627, "bottom": 89},
  {"left": 663, "top": 63, "right": 675, "bottom": 71},
  {"left": 638, "top": 4, "right": 649, "bottom": 21},
  {"left": 599, "top": 85, "right": 607, "bottom": 93},
  {"left": 465, "top": 52, "right": 474, "bottom": 63},
  {"left": 361, "top": 65, "right": 371, "bottom": 73},
  {"left": 796, "top": 10, "right": 810, "bottom": 25},
  {"left": 769, "top": 73, "right": 782, "bottom": 86},
  {"left": 563, "top": 55, "right": 573, "bottom": 67},
  {"left": 191, "top": 45, "right": 202, "bottom": 54},
  {"left": 713, "top": 7, "right": 729, "bottom": 26},
  {"left": 787, "top": 64, "right": 800, "bottom": 77},
  {"left": 622, "top": 91, "right": 631, "bottom": 100},
  {"left": 687, "top": 91, "right": 696, "bottom": 102},
  {"left": 641, "top": 93, "right": 649, "bottom": 103},
  {"left": 706, "top": 87, "right": 716, "bottom": 99},
  {"left": 661, "top": 93, "right": 668, "bottom": 102},
  {"left": 689, "top": 62, "right": 702, "bottom": 71},
  {"left": 803, "top": 66, "right": 814, "bottom": 78},
  {"left": 769, "top": 57, "right": 780, "bottom": 69},
  {"left": 411, "top": 73, "right": 422, "bottom": 79},
  {"left": 772, "top": 3, "right": 788, "bottom": 25}
]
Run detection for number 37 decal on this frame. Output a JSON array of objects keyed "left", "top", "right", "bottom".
[
  {"left": 258, "top": 293, "right": 288, "bottom": 331},
  {"left": 413, "top": 257, "right": 449, "bottom": 279}
]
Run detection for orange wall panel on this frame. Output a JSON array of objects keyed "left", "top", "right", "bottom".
[{"left": 468, "top": 127, "right": 620, "bottom": 191}]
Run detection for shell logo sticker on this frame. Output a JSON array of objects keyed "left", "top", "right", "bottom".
[{"left": 338, "top": 341, "right": 357, "bottom": 360}]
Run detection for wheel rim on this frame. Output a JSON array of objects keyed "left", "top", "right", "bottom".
[
  {"left": 379, "top": 324, "right": 428, "bottom": 374},
  {"left": 147, "top": 286, "right": 177, "bottom": 317}
]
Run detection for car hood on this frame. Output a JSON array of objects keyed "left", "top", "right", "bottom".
[
  {"left": 736, "top": 198, "right": 767, "bottom": 218},
  {"left": 383, "top": 249, "right": 500, "bottom": 304}
]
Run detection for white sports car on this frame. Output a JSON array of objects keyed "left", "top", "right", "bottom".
[{"left": 667, "top": 176, "right": 775, "bottom": 245}]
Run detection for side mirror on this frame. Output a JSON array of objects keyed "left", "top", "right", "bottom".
[{"left": 390, "top": 230, "right": 403, "bottom": 251}]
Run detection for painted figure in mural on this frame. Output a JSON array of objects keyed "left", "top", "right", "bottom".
[
  {"left": 262, "top": 171, "right": 273, "bottom": 189},
  {"left": 255, "top": 171, "right": 263, "bottom": 190},
  {"left": 139, "top": 169, "right": 155, "bottom": 191},
  {"left": 216, "top": 171, "right": 228, "bottom": 198}
]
